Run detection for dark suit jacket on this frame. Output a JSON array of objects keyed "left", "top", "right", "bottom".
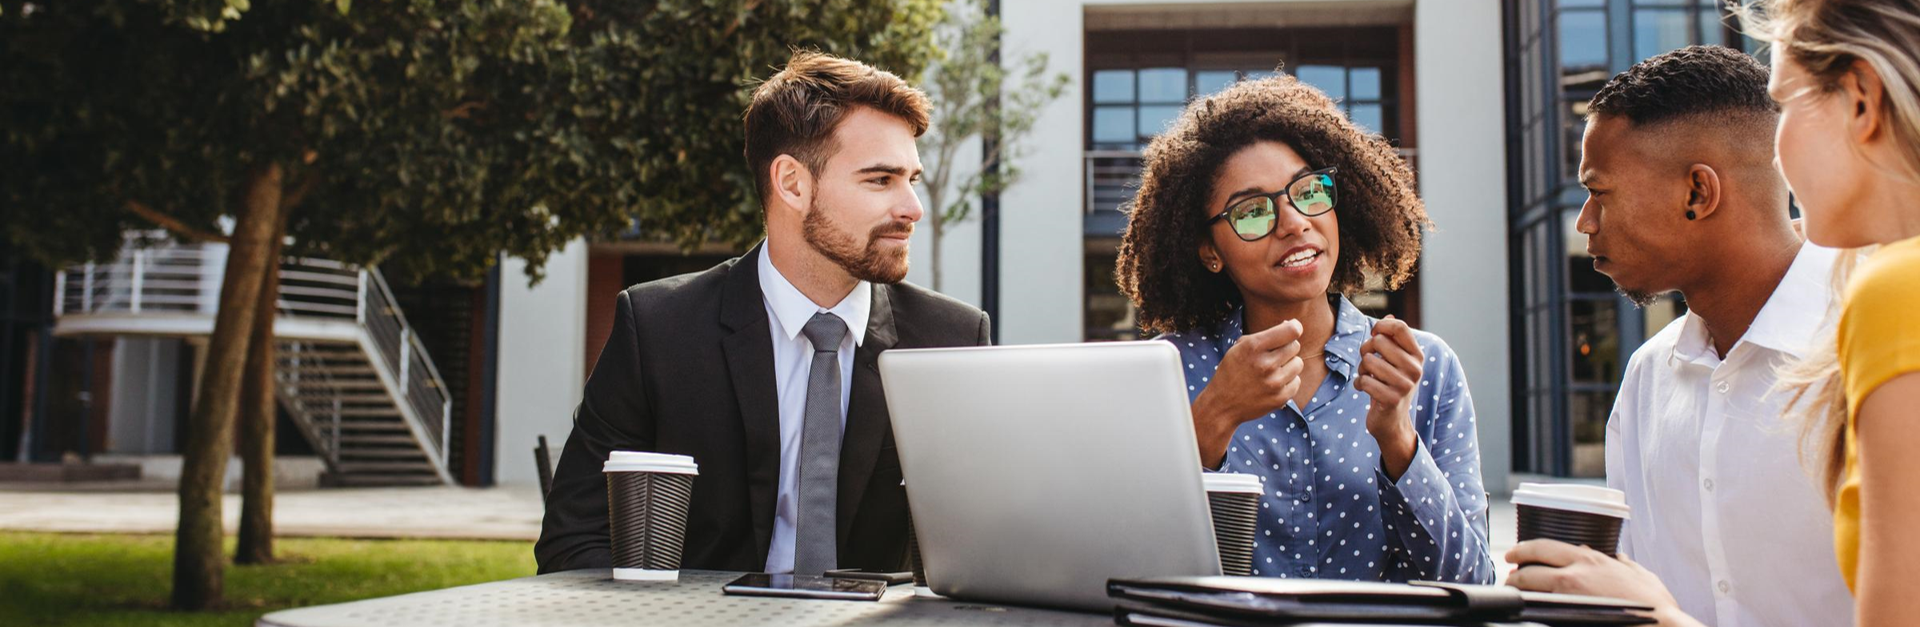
[{"left": 535, "top": 245, "right": 990, "bottom": 574}]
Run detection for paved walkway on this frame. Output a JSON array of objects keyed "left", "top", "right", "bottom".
[{"left": 0, "top": 485, "right": 547, "bottom": 541}]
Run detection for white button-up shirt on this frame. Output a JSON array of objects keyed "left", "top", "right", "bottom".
[
  {"left": 1606, "top": 243, "right": 1852, "bottom": 627},
  {"left": 756, "top": 241, "right": 870, "bottom": 574}
]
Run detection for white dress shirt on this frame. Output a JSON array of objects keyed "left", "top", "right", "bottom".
[
  {"left": 1606, "top": 243, "right": 1853, "bottom": 627},
  {"left": 757, "top": 241, "right": 870, "bottom": 574}
]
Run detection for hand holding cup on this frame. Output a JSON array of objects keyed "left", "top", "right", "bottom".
[{"left": 1506, "top": 540, "right": 1704, "bottom": 627}]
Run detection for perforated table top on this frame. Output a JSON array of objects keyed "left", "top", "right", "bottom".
[{"left": 255, "top": 570, "right": 1114, "bottom": 627}]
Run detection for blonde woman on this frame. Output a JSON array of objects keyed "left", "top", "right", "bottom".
[{"left": 1754, "top": 0, "right": 1920, "bottom": 624}]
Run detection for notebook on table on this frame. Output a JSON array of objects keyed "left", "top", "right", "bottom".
[{"left": 1108, "top": 576, "right": 1656, "bottom": 626}]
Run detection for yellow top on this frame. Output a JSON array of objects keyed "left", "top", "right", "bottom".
[{"left": 1834, "top": 235, "right": 1920, "bottom": 592}]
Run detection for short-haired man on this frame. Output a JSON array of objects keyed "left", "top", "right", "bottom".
[
  {"left": 536, "top": 52, "right": 990, "bottom": 575},
  {"left": 1505, "top": 46, "right": 1853, "bottom": 627}
]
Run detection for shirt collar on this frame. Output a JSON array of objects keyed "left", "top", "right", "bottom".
[
  {"left": 1669, "top": 242, "right": 1837, "bottom": 366},
  {"left": 1670, "top": 313, "right": 1718, "bottom": 368},
  {"left": 1219, "top": 295, "right": 1373, "bottom": 381},
  {"left": 1321, "top": 297, "right": 1374, "bottom": 380},
  {"left": 757, "top": 239, "right": 871, "bottom": 346}
]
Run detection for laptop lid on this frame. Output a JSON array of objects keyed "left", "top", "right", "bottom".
[{"left": 879, "top": 341, "right": 1222, "bottom": 611}]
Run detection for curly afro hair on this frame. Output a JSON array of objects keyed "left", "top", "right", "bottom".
[{"left": 1114, "top": 73, "right": 1429, "bottom": 336}]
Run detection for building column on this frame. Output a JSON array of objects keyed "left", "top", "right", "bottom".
[
  {"left": 994, "top": 1, "right": 1087, "bottom": 345},
  {"left": 493, "top": 238, "right": 589, "bottom": 487},
  {"left": 1414, "top": 0, "right": 1513, "bottom": 495}
]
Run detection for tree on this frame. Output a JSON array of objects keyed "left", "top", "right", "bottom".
[
  {"left": 916, "top": 0, "right": 1067, "bottom": 292},
  {"left": 1, "top": 0, "right": 937, "bottom": 610}
]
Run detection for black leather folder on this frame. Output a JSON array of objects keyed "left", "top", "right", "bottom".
[{"left": 1108, "top": 577, "right": 1656, "bottom": 626}]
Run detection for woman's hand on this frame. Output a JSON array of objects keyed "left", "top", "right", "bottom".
[
  {"left": 1357, "top": 315, "right": 1422, "bottom": 479},
  {"left": 1191, "top": 319, "right": 1303, "bottom": 468}
]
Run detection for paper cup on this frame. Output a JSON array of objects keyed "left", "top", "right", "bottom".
[
  {"left": 1203, "top": 473, "right": 1263, "bottom": 577},
  {"left": 906, "top": 515, "right": 928, "bottom": 587},
  {"left": 1511, "top": 483, "right": 1629, "bottom": 557},
  {"left": 604, "top": 451, "right": 699, "bottom": 581}
]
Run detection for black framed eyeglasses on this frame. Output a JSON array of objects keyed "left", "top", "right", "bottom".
[{"left": 1206, "top": 167, "right": 1339, "bottom": 242}]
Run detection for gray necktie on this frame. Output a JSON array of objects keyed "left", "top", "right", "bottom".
[{"left": 794, "top": 312, "right": 848, "bottom": 575}]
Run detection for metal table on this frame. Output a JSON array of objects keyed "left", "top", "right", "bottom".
[{"left": 255, "top": 569, "right": 1115, "bottom": 627}]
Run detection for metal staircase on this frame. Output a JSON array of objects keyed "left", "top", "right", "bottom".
[{"left": 53, "top": 237, "right": 455, "bottom": 486}]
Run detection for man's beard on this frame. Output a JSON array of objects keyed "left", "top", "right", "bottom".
[
  {"left": 1615, "top": 286, "right": 1658, "bottom": 307},
  {"left": 803, "top": 200, "right": 912, "bottom": 284}
]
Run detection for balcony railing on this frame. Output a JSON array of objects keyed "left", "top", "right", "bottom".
[{"left": 1085, "top": 150, "right": 1145, "bottom": 215}]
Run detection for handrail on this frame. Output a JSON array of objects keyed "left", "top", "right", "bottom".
[
  {"left": 55, "top": 236, "right": 454, "bottom": 484},
  {"left": 276, "top": 341, "right": 344, "bottom": 466},
  {"left": 360, "top": 267, "right": 450, "bottom": 459}
]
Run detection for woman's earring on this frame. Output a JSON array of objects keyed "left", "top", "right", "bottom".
[{"left": 1210, "top": 262, "right": 1220, "bottom": 272}]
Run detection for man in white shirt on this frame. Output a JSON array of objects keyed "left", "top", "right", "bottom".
[
  {"left": 1505, "top": 46, "right": 1853, "bottom": 627},
  {"left": 536, "top": 52, "right": 990, "bottom": 576}
]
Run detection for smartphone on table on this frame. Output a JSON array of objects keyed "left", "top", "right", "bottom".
[{"left": 721, "top": 573, "right": 887, "bottom": 601}]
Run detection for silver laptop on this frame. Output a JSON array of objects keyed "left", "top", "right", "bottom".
[{"left": 878, "top": 341, "right": 1222, "bottom": 612}]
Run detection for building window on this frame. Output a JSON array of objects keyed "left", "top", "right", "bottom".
[{"left": 1296, "top": 65, "right": 1390, "bottom": 134}]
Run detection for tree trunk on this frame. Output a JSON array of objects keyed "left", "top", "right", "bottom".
[
  {"left": 235, "top": 209, "right": 288, "bottom": 566},
  {"left": 927, "top": 186, "right": 945, "bottom": 293},
  {"left": 930, "top": 212, "right": 944, "bottom": 292},
  {"left": 171, "top": 163, "right": 285, "bottom": 611}
]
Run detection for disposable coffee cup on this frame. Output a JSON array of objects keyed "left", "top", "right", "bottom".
[
  {"left": 1203, "top": 473, "right": 1263, "bottom": 577},
  {"left": 1511, "top": 483, "right": 1629, "bottom": 557},
  {"left": 906, "top": 516, "right": 937, "bottom": 596},
  {"left": 604, "top": 451, "right": 699, "bottom": 581},
  {"left": 902, "top": 480, "right": 940, "bottom": 597}
]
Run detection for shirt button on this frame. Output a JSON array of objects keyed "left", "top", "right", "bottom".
[
  {"left": 1717, "top": 580, "right": 1730, "bottom": 594},
  {"left": 1704, "top": 478, "right": 1715, "bottom": 491},
  {"left": 1716, "top": 381, "right": 1730, "bottom": 394}
]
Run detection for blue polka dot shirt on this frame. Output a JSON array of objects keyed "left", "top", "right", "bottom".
[{"left": 1160, "top": 296, "right": 1494, "bottom": 584}]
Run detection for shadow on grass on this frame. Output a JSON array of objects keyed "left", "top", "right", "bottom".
[{"left": 0, "top": 532, "right": 535, "bottom": 627}]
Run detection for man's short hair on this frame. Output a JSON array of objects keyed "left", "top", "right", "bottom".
[
  {"left": 1589, "top": 45, "right": 1778, "bottom": 125},
  {"left": 743, "top": 51, "right": 931, "bottom": 206}
]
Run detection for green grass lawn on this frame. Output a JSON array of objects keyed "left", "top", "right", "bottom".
[{"left": 0, "top": 532, "right": 536, "bottom": 627}]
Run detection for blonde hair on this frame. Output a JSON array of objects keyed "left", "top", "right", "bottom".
[
  {"left": 1773, "top": 252, "right": 1864, "bottom": 507},
  {"left": 1737, "top": 0, "right": 1920, "bottom": 505}
]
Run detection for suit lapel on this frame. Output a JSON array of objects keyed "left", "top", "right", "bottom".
[
  {"left": 719, "top": 244, "right": 781, "bottom": 565},
  {"left": 838, "top": 283, "right": 898, "bottom": 546}
]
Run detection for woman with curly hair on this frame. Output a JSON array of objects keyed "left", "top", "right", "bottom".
[{"left": 1115, "top": 74, "right": 1492, "bottom": 584}]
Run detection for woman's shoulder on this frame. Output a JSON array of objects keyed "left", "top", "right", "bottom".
[
  {"left": 1404, "top": 326, "right": 1459, "bottom": 357},
  {"left": 1153, "top": 310, "right": 1240, "bottom": 349},
  {"left": 1844, "top": 238, "right": 1920, "bottom": 317},
  {"left": 1155, "top": 328, "right": 1220, "bottom": 347}
]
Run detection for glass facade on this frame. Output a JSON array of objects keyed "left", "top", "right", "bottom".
[{"left": 1505, "top": 0, "right": 1750, "bottom": 476}]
